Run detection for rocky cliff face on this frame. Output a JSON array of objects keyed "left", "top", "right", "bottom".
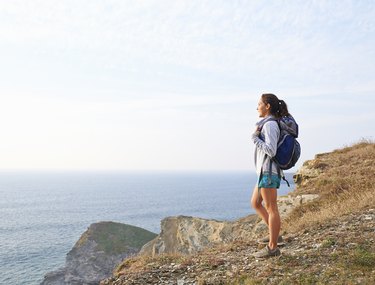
[
  {"left": 41, "top": 222, "right": 157, "bottom": 285},
  {"left": 139, "top": 215, "right": 257, "bottom": 256},
  {"left": 140, "top": 193, "right": 318, "bottom": 257},
  {"left": 293, "top": 152, "right": 329, "bottom": 187}
]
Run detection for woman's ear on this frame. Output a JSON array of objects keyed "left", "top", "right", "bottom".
[{"left": 266, "top": 103, "right": 271, "bottom": 110}]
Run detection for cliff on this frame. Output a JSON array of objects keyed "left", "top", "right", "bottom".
[
  {"left": 139, "top": 194, "right": 318, "bottom": 257},
  {"left": 41, "top": 222, "right": 157, "bottom": 285},
  {"left": 140, "top": 215, "right": 255, "bottom": 256},
  {"left": 101, "top": 141, "right": 375, "bottom": 284}
]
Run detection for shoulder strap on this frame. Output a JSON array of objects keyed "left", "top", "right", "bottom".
[
  {"left": 271, "top": 158, "right": 291, "bottom": 187},
  {"left": 258, "top": 117, "right": 278, "bottom": 132}
]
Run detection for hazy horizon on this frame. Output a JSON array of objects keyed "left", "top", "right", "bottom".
[{"left": 0, "top": 1, "right": 374, "bottom": 172}]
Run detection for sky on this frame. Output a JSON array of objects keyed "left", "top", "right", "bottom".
[{"left": 0, "top": 0, "right": 374, "bottom": 172}]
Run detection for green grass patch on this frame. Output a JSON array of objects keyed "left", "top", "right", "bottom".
[
  {"left": 351, "top": 244, "right": 375, "bottom": 268},
  {"left": 77, "top": 221, "right": 157, "bottom": 254},
  {"left": 321, "top": 237, "right": 336, "bottom": 248},
  {"left": 94, "top": 222, "right": 157, "bottom": 254}
]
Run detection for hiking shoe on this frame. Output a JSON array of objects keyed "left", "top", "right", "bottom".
[
  {"left": 258, "top": 235, "right": 285, "bottom": 246},
  {"left": 253, "top": 245, "right": 281, "bottom": 258}
]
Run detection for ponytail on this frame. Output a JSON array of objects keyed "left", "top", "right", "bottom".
[
  {"left": 261, "top": 93, "right": 291, "bottom": 119},
  {"left": 278, "top": 100, "right": 290, "bottom": 117}
]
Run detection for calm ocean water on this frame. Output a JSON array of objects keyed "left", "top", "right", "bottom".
[{"left": 0, "top": 171, "right": 295, "bottom": 285}]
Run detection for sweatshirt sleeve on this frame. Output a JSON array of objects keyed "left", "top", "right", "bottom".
[{"left": 251, "top": 121, "right": 279, "bottom": 157}]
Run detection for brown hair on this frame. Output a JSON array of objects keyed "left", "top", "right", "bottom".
[{"left": 261, "top": 93, "right": 290, "bottom": 118}]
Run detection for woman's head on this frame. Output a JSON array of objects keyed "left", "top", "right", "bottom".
[{"left": 257, "top": 93, "right": 290, "bottom": 118}]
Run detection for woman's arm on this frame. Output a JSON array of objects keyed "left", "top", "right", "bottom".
[{"left": 252, "top": 121, "right": 279, "bottom": 157}]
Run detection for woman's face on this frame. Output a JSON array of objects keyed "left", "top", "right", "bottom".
[{"left": 257, "top": 98, "right": 270, "bottom": 118}]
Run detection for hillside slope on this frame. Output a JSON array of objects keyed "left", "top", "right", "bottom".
[
  {"left": 41, "top": 222, "right": 157, "bottom": 285},
  {"left": 102, "top": 142, "right": 375, "bottom": 285}
]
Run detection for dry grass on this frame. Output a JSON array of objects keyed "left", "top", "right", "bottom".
[
  {"left": 284, "top": 141, "right": 375, "bottom": 233},
  {"left": 114, "top": 253, "right": 185, "bottom": 277},
  {"left": 229, "top": 276, "right": 262, "bottom": 285}
]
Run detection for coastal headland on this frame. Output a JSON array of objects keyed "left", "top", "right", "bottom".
[{"left": 42, "top": 141, "right": 375, "bottom": 285}]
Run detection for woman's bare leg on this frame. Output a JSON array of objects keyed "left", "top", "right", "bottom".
[
  {"left": 251, "top": 185, "right": 269, "bottom": 225},
  {"left": 260, "top": 187, "right": 280, "bottom": 250}
]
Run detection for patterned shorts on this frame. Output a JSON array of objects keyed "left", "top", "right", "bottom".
[{"left": 258, "top": 174, "right": 281, "bottom": 189}]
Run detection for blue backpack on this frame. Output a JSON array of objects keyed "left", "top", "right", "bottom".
[
  {"left": 259, "top": 116, "right": 301, "bottom": 187},
  {"left": 273, "top": 116, "right": 300, "bottom": 170}
]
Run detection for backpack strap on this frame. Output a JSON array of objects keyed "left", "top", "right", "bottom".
[
  {"left": 268, "top": 158, "right": 273, "bottom": 185},
  {"left": 271, "top": 158, "right": 291, "bottom": 187},
  {"left": 257, "top": 158, "right": 290, "bottom": 204},
  {"left": 283, "top": 176, "right": 291, "bottom": 187},
  {"left": 257, "top": 154, "right": 266, "bottom": 204},
  {"left": 257, "top": 117, "right": 277, "bottom": 132},
  {"left": 257, "top": 154, "right": 290, "bottom": 203}
]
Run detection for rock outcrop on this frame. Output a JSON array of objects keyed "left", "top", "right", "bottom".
[
  {"left": 140, "top": 194, "right": 319, "bottom": 257},
  {"left": 293, "top": 151, "right": 332, "bottom": 187},
  {"left": 41, "top": 222, "right": 157, "bottom": 285},
  {"left": 277, "top": 194, "right": 319, "bottom": 217},
  {"left": 139, "top": 215, "right": 257, "bottom": 256}
]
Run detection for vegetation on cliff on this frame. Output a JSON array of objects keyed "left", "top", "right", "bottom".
[
  {"left": 285, "top": 140, "right": 375, "bottom": 233},
  {"left": 74, "top": 221, "right": 157, "bottom": 254},
  {"left": 102, "top": 141, "right": 375, "bottom": 285},
  {"left": 42, "top": 222, "right": 158, "bottom": 285}
]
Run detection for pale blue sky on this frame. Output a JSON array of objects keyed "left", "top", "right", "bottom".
[{"left": 0, "top": 1, "right": 374, "bottom": 171}]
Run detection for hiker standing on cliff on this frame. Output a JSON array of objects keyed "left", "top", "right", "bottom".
[{"left": 251, "top": 93, "right": 291, "bottom": 258}]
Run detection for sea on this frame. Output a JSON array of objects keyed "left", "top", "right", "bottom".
[{"left": 0, "top": 171, "right": 295, "bottom": 285}]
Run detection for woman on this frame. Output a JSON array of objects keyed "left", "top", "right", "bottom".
[{"left": 251, "top": 93, "right": 290, "bottom": 258}]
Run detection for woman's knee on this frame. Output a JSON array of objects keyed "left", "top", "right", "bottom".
[
  {"left": 250, "top": 187, "right": 262, "bottom": 209},
  {"left": 263, "top": 201, "right": 278, "bottom": 214},
  {"left": 251, "top": 196, "right": 262, "bottom": 209},
  {"left": 260, "top": 188, "right": 278, "bottom": 213}
]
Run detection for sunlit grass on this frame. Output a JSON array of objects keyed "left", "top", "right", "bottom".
[{"left": 284, "top": 141, "right": 375, "bottom": 233}]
